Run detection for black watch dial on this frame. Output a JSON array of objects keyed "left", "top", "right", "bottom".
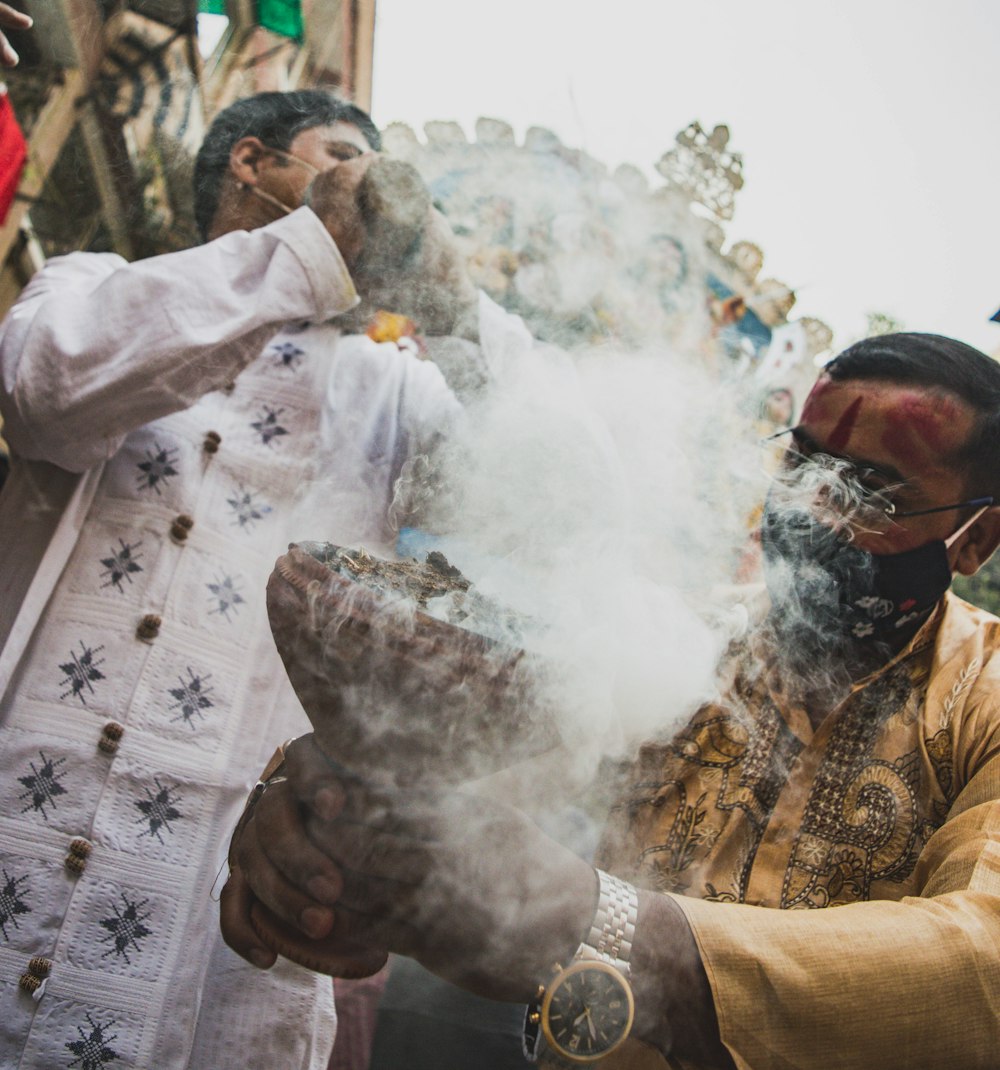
[{"left": 541, "top": 959, "right": 634, "bottom": 1062}]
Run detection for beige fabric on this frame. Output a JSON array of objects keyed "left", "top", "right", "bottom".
[{"left": 599, "top": 593, "right": 1000, "bottom": 1069}]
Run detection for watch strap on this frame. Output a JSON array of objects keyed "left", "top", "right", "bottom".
[{"left": 577, "top": 869, "right": 638, "bottom": 976}]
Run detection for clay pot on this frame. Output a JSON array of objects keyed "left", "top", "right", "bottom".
[{"left": 265, "top": 543, "right": 560, "bottom": 787}]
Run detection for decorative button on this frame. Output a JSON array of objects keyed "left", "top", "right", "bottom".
[
  {"left": 65, "top": 838, "right": 92, "bottom": 875},
  {"left": 98, "top": 721, "right": 124, "bottom": 755},
  {"left": 18, "top": 956, "right": 52, "bottom": 996},
  {"left": 203, "top": 430, "right": 222, "bottom": 454},
  {"left": 170, "top": 514, "right": 194, "bottom": 544},
  {"left": 136, "top": 614, "right": 161, "bottom": 642}
]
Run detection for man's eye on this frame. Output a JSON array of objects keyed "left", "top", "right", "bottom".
[
  {"left": 854, "top": 468, "right": 893, "bottom": 495},
  {"left": 328, "top": 143, "right": 363, "bottom": 161}
]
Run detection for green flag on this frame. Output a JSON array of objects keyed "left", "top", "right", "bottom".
[{"left": 257, "top": 0, "right": 304, "bottom": 39}]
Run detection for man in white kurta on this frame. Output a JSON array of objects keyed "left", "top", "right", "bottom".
[{"left": 0, "top": 90, "right": 527, "bottom": 1068}]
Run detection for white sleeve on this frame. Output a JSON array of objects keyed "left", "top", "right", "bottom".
[{"left": 0, "top": 207, "right": 358, "bottom": 472}]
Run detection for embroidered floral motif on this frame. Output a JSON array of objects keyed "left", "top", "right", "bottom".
[
  {"left": 65, "top": 1013, "right": 120, "bottom": 1069},
  {"left": 59, "top": 641, "right": 106, "bottom": 705},
  {"left": 207, "top": 574, "right": 245, "bottom": 621},
  {"left": 638, "top": 786, "right": 710, "bottom": 894},
  {"left": 100, "top": 893, "right": 153, "bottom": 964},
  {"left": 18, "top": 751, "right": 68, "bottom": 820},
  {"left": 0, "top": 867, "right": 31, "bottom": 938},
  {"left": 226, "top": 485, "right": 272, "bottom": 532},
  {"left": 99, "top": 539, "right": 144, "bottom": 593},
  {"left": 134, "top": 778, "right": 183, "bottom": 843},
  {"left": 270, "top": 341, "right": 305, "bottom": 371},
  {"left": 136, "top": 442, "right": 179, "bottom": 495},
  {"left": 816, "top": 848, "right": 867, "bottom": 905},
  {"left": 167, "top": 668, "right": 214, "bottom": 729},
  {"left": 250, "top": 405, "right": 289, "bottom": 447}
]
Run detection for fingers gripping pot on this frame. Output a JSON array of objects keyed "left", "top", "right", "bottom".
[
  {"left": 249, "top": 542, "right": 561, "bottom": 973},
  {"left": 335, "top": 156, "right": 479, "bottom": 338}
]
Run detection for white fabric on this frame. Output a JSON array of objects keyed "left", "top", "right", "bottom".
[{"left": 0, "top": 207, "right": 467, "bottom": 1070}]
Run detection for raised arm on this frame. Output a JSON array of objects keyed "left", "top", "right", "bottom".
[{"left": 0, "top": 207, "right": 358, "bottom": 472}]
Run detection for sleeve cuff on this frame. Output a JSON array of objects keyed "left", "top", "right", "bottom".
[{"left": 263, "top": 207, "right": 360, "bottom": 323}]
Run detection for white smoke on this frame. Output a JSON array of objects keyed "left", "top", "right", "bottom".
[{"left": 401, "top": 336, "right": 767, "bottom": 776}]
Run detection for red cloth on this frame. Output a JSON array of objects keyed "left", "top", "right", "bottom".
[
  {"left": 329, "top": 964, "right": 392, "bottom": 1070},
  {"left": 0, "top": 91, "right": 26, "bottom": 225}
]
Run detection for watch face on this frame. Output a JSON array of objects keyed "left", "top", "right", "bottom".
[{"left": 541, "top": 960, "right": 635, "bottom": 1062}]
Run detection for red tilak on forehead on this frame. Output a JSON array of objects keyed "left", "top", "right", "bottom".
[
  {"left": 880, "top": 393, "right": 957, "bottom": 463},
  {"left": 799, "top": 377, "right": 834, "bottom": 424},
  {"left": 827, "top": 396, "right": 863, "bottom": 452}
]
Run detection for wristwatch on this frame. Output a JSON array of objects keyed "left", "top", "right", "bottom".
[{"left": 523, "top": 869, "right": 639, "bottom": 1065}]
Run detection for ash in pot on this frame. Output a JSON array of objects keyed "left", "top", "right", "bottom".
[{"left": 298, "top": 541, "right": 533, "bottom": 647}]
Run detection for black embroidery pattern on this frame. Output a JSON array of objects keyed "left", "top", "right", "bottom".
[
  {"left": 0, "top": 868, "right": 31, "bottom": 939},
  {"left": 635, "top": 784, "right": 710, "bottom": 895},
  {"left": 99, "top": 893, "right": 152, "bottom": 964},
  {"left": 59, "top": 641, "right": 106, "bottom": 705},
  {"left": 226, "top": 486, "right": 272, "bottom": 532},
  {"left": 99, "top": 539, "right": 144, "bottom": 593},
  {"left": 207, "top": 574, "right": 245, "bottom": 622},
  {"left": 136, "top": 442, "right": 179, "bottom": 495},
  {"left": 135, "top": 778, "right": 183, "bottom": 843},
  {"left": 167, "top": 668, "right": 214, "bottom": 729},
  {"left": 614, "top": 690, "right": 803, "bottom": 902},
  {"left": 250, "top": 405, "right": 289, "bottom": 447},
  {"left": 270, "top": 341, "right": 305, "bottom": 371},
  {"left": 66, "top": 1014, "right": 120, "bottom": 1069},
  {"left": 18, "top": 751, "right": 68, "bottom": 820},
  {"left": 781, "top": 664, "right": 925, "bottom": 908}
]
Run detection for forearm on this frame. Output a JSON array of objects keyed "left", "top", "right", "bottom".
[
  {"left": 673, "top": 889, "right": 1000, "bottom": 1069},
  {"left": 630, "top": 890, "right": 735, "bottom": 1069},
  {"left": 0, "top": 208, "right": 357, "bottom": 470}
]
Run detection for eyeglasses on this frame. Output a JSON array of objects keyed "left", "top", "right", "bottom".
[{"left": 762, "top": 427, "right": 994, "bottom": 532}]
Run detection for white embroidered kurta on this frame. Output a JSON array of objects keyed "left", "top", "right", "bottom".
[{"left": 0, "top": 207, "right": 464, "bottom": 1069}]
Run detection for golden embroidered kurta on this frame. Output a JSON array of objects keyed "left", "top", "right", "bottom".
[{"left": 598, "top": 591, "right": 1000, "bottom": 1069}]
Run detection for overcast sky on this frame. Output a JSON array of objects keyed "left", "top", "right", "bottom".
[{"left": 371, "top": 0, "right": 1000, "bottom": 357}]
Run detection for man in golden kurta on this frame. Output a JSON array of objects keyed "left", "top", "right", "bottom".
[{"left": 222, "top": 332, "right": 1000, "bottom": 1069}]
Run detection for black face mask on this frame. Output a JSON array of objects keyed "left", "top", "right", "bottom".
[{"left": 760, "top": 500, "right": 953, "bottom": 646}]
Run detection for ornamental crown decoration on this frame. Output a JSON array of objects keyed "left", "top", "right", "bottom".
[{"left": 655, "top": 121, "right": 744, "bottom": 222}]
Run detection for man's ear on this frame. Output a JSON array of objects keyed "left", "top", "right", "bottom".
[
  {"left": 953, "top": 508, "right": 1000, "bottom": 576},
  {"left": 229, "top": 136, "right": 269, "bottom": 188}
]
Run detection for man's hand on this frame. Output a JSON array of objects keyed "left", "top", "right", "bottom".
[
  {"left": 220, "top": 736, "right": 734, "bottom": 1065},
  {"left": 0, "top": 3, "right": 31, "bottom": 66},
  {"left": 219, "top": 762, "right": 386, "bottom": 977},
  {"left": 226, "top": 736, "right": 597, "bottom": 1002},
  {"left": 305, "top": 154, "right": 377, "bottom": 271}
]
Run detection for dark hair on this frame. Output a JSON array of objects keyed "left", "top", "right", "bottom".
[
  {"left": 193, "top": 90, "right": 381, "bottom": 240},
  {"left": 826, "top": 332, "right": 1000, "bottom": 497}
]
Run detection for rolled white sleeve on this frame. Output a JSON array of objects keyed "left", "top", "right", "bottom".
[{"left": 0, "top": 207, "right": 358, "bottom": 472}]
